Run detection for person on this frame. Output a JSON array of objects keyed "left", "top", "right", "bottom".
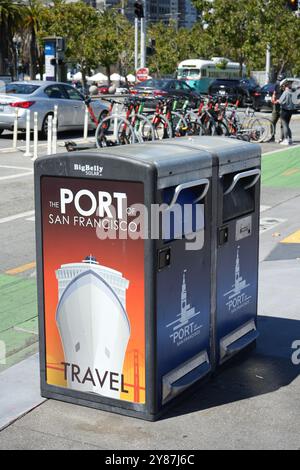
[
  {"left": 276, "top": 80, "right": 295, "bottom": 145},
  {"left": 270, "top": 74, "right": 285, "bottom": 143}
]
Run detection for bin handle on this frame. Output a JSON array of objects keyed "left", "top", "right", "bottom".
[
  {"left": 223, "top": 169, "right": 261, "bottom": 196},
  {"left": 167, "top": 178, "right": 210, "bottom": 210}
]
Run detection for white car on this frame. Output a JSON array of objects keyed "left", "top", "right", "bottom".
[{"left": 0, "top": 80, "right": 109, "bottom": 137}]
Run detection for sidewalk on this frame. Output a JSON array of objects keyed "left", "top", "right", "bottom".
[{"left": 0, "top": 145, "right": 299, "bottom": 449}]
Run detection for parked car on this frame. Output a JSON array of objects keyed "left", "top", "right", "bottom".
[
  {"left": 0, "top": 81, "right": 109, "bottom": 137},
  {"left": 130, "top": 78, "right": 201, "bottom": 103},
  {"left": 208, "top": 78, "right": 262, "bottom": 110},
  {"left": 98, "top": 85, "right": 109, "bottom": 94},
  {"left": 259, "top": 78, "right": 300, "bottom": 112},
  {"left": 259, "top": 82, "right": 276, "bottom": 111}
]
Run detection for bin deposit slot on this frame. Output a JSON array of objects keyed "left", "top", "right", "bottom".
[
  {"left": 162, "top": 180, "right": 207, "bottom": 242},
  {"left": 222, "top": 169, "right": 260, "bottom": 223}
]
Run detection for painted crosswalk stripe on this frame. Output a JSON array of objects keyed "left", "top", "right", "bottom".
[{"left": 0, "top": 210, "right": 34, "bottom": 225}]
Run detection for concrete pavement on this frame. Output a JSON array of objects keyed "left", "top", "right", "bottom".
[{"left": 0, "top": 136, "right": 299, "bottom": 449}]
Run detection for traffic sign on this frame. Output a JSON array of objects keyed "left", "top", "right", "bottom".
[{"left": 136, "top": 67, "right": 149, "bottom": 82}]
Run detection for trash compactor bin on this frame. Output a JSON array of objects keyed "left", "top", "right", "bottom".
[
  {"left": 167, "top": 136, "right": 261, "bottom": 366},
  {"left": 34, "top": 141, "right": 214, "bottom": 421}
]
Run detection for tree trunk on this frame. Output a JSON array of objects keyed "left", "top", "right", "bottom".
[
  {"left": 106, "top": 64, "right": 111, "bottom": 85},
  {"left": 30, "top": 26, "right": 37, "bottom": 79}
]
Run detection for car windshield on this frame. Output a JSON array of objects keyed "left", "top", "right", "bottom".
[{"left": 1, "top": 83, "right": 40, "bottom": 95}]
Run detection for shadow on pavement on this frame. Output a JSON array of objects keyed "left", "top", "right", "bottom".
[{"left": 163, "top": 315, "right": 300, "bottom": 419}]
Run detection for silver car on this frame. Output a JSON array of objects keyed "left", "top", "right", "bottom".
[{"left": 0, "top": 80, "right": 109, "bottom": 137}]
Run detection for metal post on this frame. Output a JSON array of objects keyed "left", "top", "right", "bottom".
[
  {"left": 113, "top": 103, "right": 119, "bottom": 140},
  {"left": 141, "top": 18, "right": 146, "bottom": 68},
  {"left": 32, "top": 112, "right": 38, "bottom": 161},
  {"left": 24, "top": 110, "right": 32, "bottom": 158},
  {"left": 135, "top": 18, "right": 139, "bottom": 71},
  {"left": 265, "top": 44, "right": 271, "bottom": 84},
  {"left": 47, "top": 115, "right": 53, "bottom": 155},
  {"left": 12, "top": 109, "right": 18, "bottom": 150}
]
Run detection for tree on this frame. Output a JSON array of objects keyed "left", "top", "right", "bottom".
[
  {"left": 0, "top": 0, "right": 24, "bottom": 75},
  {"left": 24, "top": 0, "right": 45, "bottom": 79},
  {"left": 40, "top": 0, "right": 101, "bottom": 87},
  {"left": 191, "top": 0, "right": 300, "bottom": 78}
]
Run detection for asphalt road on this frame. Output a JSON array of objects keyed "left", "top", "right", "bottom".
[{"left": 0, "top": 128, "right": 299, "bottom": 449}]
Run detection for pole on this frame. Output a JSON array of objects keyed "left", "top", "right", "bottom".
[
  {"left": 12, "top": 109, "right": 18, "bottom": 150},
  {"left": 32, "top": 112, "right": 38, "bottom": 161},
  {"left": 265, "top": 43, "right": 271, "bottom": 84},
  {"left": 52, "top": 105, "right": 58, "bottom": 154},
  {"left": 47, "top": 115, "right": 53, "bottom": 155},
  {"left": 135, "top": 17, "right": 139, "bottom": 71},
  {"left": 140, "top": 0, "right": 146, "bottom": 69},
  {"left": 24, "top": 110, "right": 32, "bottom": 158},
  {"left": 83, "top": 106, "right": 89, "bottom": 141}
]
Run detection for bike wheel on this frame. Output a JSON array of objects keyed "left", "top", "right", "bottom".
[
  {"left": 184, "top": 112, "right": 205, "bottom": 136},
  {"left": 246, "top": 117, "right": 270, "bottom": 143},
  {"left": 135, "top": 114, "right": 156, "bottom": 142},
  {"left": 171, "top": 112, "right": 188, "bottom": 137},
  {"left": 146, "top": 115, "right": 172, "bottom": 140},
  {"left": 212, "top": 120, "right": 230, "bottom": 136}
]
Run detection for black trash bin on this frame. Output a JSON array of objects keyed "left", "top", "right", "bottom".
[
  {"left": 168, "top": 136, "right": 261, "bottom": 365},
  {"left": 34, "top": 141, "right": 214, "bottom": 421}
]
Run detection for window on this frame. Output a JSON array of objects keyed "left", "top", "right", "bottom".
[
  {"left": 64, "top": 86, "right": 84, "bottom": 101},
  {"left": 44, "top": 85, "right": 65, "bottom": 99},
  {"left": 5, "top": 84, "right": 40, "bottom": 95}
]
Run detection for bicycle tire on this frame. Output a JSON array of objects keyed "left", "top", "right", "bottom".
[
  {"left": 145, "top": 115, "right": 173, "bottom": 140},
  {"left": 134, "top": 114, "right": 156, "bottom": 142},
  {"left": 95, "top": 114, "right": 136, "bottom": 148}
]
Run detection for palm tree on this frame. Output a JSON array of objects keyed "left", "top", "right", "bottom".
[
  {"left": 0, "top": 0, "right": 24, "bottom": 75},
  {"left": 23, "top": 0, "right": 45, "bottom": 79}
]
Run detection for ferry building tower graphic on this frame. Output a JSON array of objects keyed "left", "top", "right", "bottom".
[{"left": 55, "top": 256, "right": 130, "bottom": 400}]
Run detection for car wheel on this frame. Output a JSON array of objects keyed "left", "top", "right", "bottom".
[{"left": 40, "top": 113, "right": 54, "bottom": 140}]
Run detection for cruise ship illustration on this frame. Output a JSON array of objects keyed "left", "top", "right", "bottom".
[
  {"left": 55, "top": 256, "right": 130, "bottom": 399},
  {"left": 224, "top": 246, "right": 250, "bottom": 299},
  {"left": 166, "top": 270, "right": 200, "bottom": 331}
]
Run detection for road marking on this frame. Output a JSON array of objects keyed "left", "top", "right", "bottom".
[
  {"left": 5, "top": 262, "right": 36, "bottom": 276},
  {"left": 263, "top": 144, "right": 300, "bottom": 156},
  {"left": 13, "top": 326, "right": 38, "bottom": 336},
  {"left": 0, "top": 171, "right": 33, "bottom": 181},
  {"left": 260, "top": 205, "right": 271, "bottom": 213},
  {"left": 282, "top": 168, "right": 300, "bottom": 177},
  {"left": 26, "top": 216, "right": 35, "bottom": 222},
  {"left": 0, "top": 165, "right": 33, "bottom": 171},
  {"left": 0, "top": 210, "right": 34, "bottom": 225},
  {"left": 281, "top": 229, "right": 300, "bottom": 244}
]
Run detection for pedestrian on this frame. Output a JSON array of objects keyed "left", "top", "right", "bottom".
[
  {"left": 270, "top": 74, "right": 285, "bottom": 143},
  {"left": 276, "top": 80, "right": 295, "bottom": 146}
]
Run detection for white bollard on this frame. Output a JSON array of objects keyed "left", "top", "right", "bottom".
[
  {"left": 24, "top": 110, "right": 32, "bottom": 158},
  {"left": 52, "top": 105, "right": 58, "bottom": 154},
  {"left": 47, "top": 115, "right": 53, "bottom": 155},
  {"left": 83, "top": 106, "right": 89, "bottom": 141},
  {"left": 113, "top": 103, "right": 119, "bottom": 139},
  {"left": 32, "top": 112, "right": 38, "bottom": 161},
  {"left": 12, "top": 108, "right": 18, "bottom": 150}
]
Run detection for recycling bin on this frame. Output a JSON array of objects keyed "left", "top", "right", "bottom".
[
  {"left": 34, "top": 141, "right": 214, "bottom": 421},
  {"left": 168, "top": 137, "right": 261, "bottom": 365}
]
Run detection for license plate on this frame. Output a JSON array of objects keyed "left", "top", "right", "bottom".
[
  {"left": 265, "top": 96, "right": 271, "bottom": 101},
  {"left": 219, "top": 90, "right": 226, "bottom": 95},
  {"left": 0, "top": 105, "right": 4, "bottom": 111}
]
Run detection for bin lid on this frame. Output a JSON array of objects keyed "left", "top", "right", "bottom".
[
  {"left": 87, "top": 141, "right": 212, "bottom": 179},
  {"left": 172, "top": 136, "right": 260, "bottom": 168}
]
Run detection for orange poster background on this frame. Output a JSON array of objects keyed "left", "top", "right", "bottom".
[{"left": 41, "top": 176, "right": 145, "bottom": 404}]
